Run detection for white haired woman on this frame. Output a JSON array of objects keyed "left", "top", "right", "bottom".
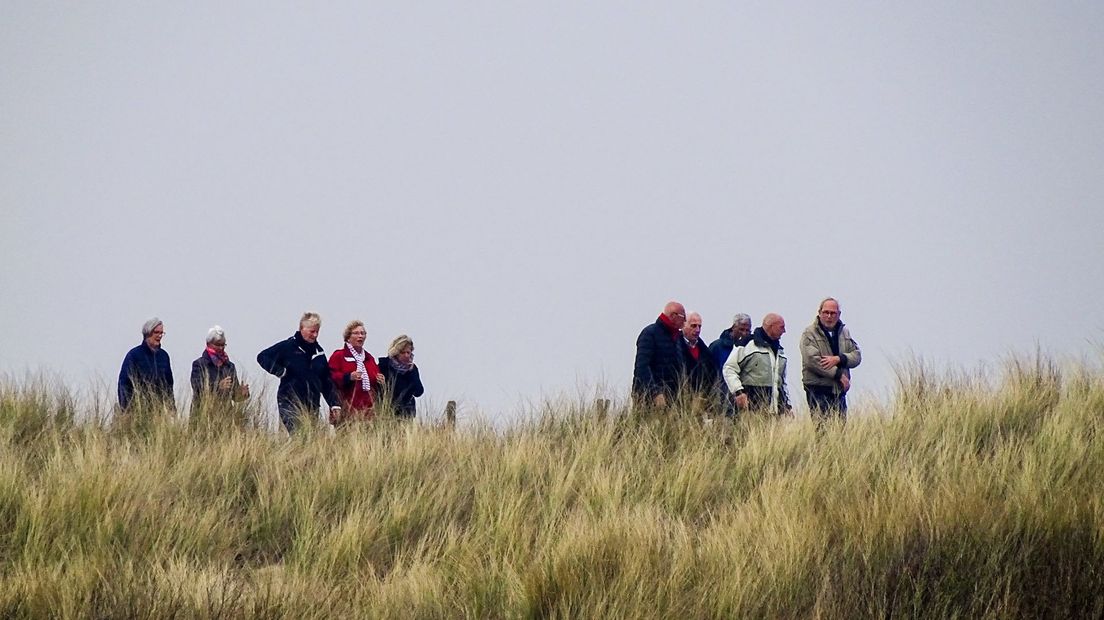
[
  {"left": 190, "top": 325, "right": 250, "bottom": 424},
  {"left": 377, "top": 334, "right": 424, "bottom": 419},
  {"left": 257, "top": 312, "right": 343, "bottom": 432}
]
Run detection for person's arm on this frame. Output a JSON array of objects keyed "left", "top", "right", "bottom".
[
  {"left": 840, "top": 328, "right": 862, "bottom": 369},
  {"left": 801, "top": 330, "right": 838, "bottom": 379},
  {"left": 190, "top": 359, "right": 207, "bottom": 401},
  {"left": 257, "top": 340, "right": 287, "bottom": 378},
  {"left": 632, "top": 328, "right": 657, "bottom": 398},
  {"left": 328, "top": 350, "right": 351, "bottom": 386},
  {"left": 722, "top": 346, "right": 745, "bottom": 395},
  {"left": 409, "top": 366, "right": 425, "bottom": 398},
  {"left": 118, "top": 350, "right": 134, "bottom": 410}
]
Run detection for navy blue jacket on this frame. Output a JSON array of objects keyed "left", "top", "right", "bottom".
[
  {"left": 378, "top": 357, "right": 424, "bottom": 417},
  {"left": 685, "top": 337, "right": 721, "bottom": 398},
  {"left": 190, "top": 353, "right": 244, "bottom": 414},
  {"left": 257, "top": 333, "right": 341, "bottom": 412},
  {"left": 632, "top": 317, "right": 688, "bottom": 402},
  {"left": 118, "top": 342, "right": 175, "bottom": 410},
  {"left": 708, "top": 328, "right": 737, "bottom": 371}
]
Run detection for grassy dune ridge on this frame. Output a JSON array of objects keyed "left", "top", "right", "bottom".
[{"left": 0, "top": 358, "right": 1101, "bottom": 618}]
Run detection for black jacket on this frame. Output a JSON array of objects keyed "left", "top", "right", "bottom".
[
  {"left": 632, "top": 317, "right": 688, "bottom": 401},
  {"left": 378, "top": 357, "right": 424, "bottom": 417},
  {"left": 685, "top": 338, "right": 721, "bottom": 397},
  {"left": 257, "top": 333, "right": 341, "bottom": 412}
]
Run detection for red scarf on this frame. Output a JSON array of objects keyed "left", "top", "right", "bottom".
[{"left": 205, "top": 346, "right": 229, "bottom": 367}]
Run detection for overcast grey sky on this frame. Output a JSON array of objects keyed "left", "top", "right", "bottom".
[{"left": 2, "top": 2, "right": 1103, "bottom": 424}]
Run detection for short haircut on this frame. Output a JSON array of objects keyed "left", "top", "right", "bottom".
[
  {"left": 343, "top": 320, "right": 365, "bottom": 342},
  {"left": 731, "top": 313, "right": 751, "bottom": 326},
  {"left": 818, "top": 297, "right": 839, "bottom": 312},
  {"left": 388, "top": 334, "right": 414, "bottom": 358},
  {"left": 141, "top": 317, "right": 163, "bottom": 337},
  {"left": 206, "top": 325, "right": 226, "bottom": 345},
  {"left": 299, "top": 312, "right": 321, "bottom": 329}
]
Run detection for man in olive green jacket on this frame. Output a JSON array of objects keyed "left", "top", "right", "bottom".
[{"left": 799, "top": 298, "right": 862, "bottom": 426}]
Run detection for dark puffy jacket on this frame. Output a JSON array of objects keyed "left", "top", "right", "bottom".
[
  {"left": 257, "top": 333, "right": 341, "bottom": 412},
  {"left": 378, "top": 357, "right": 424, "bottom": 418},
  {"left": 118, "top": 342, "right": 174, "bottom": 410},
  {"left": 632, "top": 317, "right": 687, "bottom": 402}
]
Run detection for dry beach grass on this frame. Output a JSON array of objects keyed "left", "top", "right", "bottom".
[{"left": 0, "top": 355, "right": 1101, "bottom": 618}]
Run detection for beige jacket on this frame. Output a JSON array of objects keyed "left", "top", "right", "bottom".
[{"left": 800, "top": 319, "right": 861, "bottom": 390}]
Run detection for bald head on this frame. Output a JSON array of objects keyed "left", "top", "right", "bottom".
[
  {"left": 762, "top": 313, "right": 786, "bottom": 340},
  {"left": 662, "top": 300, "right": 687, "bottom": 329},
  {"left": 682, "top": 311, "right": 702, "bottom": 343}
]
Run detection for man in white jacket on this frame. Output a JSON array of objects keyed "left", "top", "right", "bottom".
[{"left": 723, "top": 313, "right": 792, "bottom": 417}]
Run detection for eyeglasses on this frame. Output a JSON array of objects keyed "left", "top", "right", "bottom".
[
  {"left": 672, "top": 312, "right": 686, "bottom": 319},
  {"left": 820, "top": 311, "right": 839, "bottom": 316}
]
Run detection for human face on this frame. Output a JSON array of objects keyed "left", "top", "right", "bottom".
[
  {"left": 397, "top": 346, "right": 414, "bottom": 365},
  {"left": 818, "top": 300, "right": 841, "bottom": 329},
  {"left": 348, "top": 326, "right": 367, "bottom": 349},
  {"left": 145, "top": 325, "right": 164, "bottom": 349},
  {"left": 683, "top": 314, "right": 702, "bottom": 343},
  {"left": 300, "top": 324, "right": 320, "bottom": 343},
  {"left": 764, "top": 318, "right": 786, "bottom": 340},
  {"left": 733, "top": 321, "right": 751, "bottom": 341},
  {"left": 209, "top": 340, "right": 226, "bottom": 352}
]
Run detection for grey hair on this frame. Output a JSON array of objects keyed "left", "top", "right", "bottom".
[
  {"left": 731, "top": 313, "right": 751, "bottom": 326},
  {"left": 141, "top": 317, "right": 163, "bottom": 337},
  {"left": 299, "top": 312, "right": 321, "bottom": 329},
  {"left": 206, "top": 325, "right": 226, "bottom": 345},
  {"left": 387, "top": 334, "right": 414, "bottom": 358}
]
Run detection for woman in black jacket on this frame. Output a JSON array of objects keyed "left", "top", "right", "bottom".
[
  {"left": 377, "top": 334, "right": 424, "bottom": 418},
  {"left": 257, "top": 312, "right": 342, "bottom": 432}
]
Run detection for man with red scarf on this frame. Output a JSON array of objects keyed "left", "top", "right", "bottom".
[{"left": 632, "top": 301, "right": 689, "bottom": 409}]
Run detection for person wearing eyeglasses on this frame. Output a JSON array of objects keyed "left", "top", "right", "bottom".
[
  {"left": 328, "top": 320, "right": 385, "bottom": 423},
  {"left": 117, "top": 317, "right": 175, "bottom": 412},
  {"left": 800, "top": 298, "right": 862, "bottom": 427},
  {"left": 189, "top": 325, "right": 250, "bottom": 425},
  {"left": 632, "top": 300, "right": 689, "bottom": 410}
]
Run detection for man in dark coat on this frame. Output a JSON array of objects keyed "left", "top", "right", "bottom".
[
  {"left": 632, "top": 301, "right": 688, "bottom": 409},
  {"left": 118, "top": 317, "right": 174, "bottom": 412},
  {"left": 257, "top": 312, "right": 343, "bottom": 433}
]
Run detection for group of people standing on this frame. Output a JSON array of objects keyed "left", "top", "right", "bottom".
[
  {"left": 632, "top": 298, "right": 861, "bottom": 427},
  {"left": 116, "top": 313, "right": 424, "bottom": 432}
]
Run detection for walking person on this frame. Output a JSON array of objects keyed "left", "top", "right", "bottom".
[
  {"left": 257, "top": 312, "right": 343, "bottom": 432},
  {"left": 190, "top": 325, "right": 250, "bottom": 428},
  {"left": 328, "top": 320, "right": 385, "bottom": 423},
  {"left": 117, "top": 317, "right": 175, "bottom": 414},
  {"left": 800, "top": 298, "right": 862, "bottom": 428},
  {"left": 377, "top": 334, "right": 424, "bottom": 419},
  {"left": 723, "top": 313, "right": 792, "bottom": 417}
]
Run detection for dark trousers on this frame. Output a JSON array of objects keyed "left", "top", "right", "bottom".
[{"left": 805, "top": 385, "right": 847, "bottom": 426}]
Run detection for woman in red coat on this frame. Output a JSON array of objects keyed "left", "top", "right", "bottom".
[{"left": 328, "top": 320, "right": 385, "bottom": 423}]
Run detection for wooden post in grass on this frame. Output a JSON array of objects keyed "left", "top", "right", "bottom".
[
  {"left": 596, "top": 398, "right": 611, "bottom": 421},
  {"left": 445, "top": 401, "right": 457, "bottom": 428}
]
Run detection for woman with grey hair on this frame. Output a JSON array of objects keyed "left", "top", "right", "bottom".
[
  {"left": 189, "top": 325, "right": 250, "bottom": 423},
  {"left": 117, "top": 317, "right": 174, "bottom": 411},
  {"left": 257, "top": 312, "right": 343, "bottom": 432},
  {"left": 377, "top": 334, "right": 424, "bottom": 418}
]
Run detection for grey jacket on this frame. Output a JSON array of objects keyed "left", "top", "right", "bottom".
[{"left": 800, "top": 319, "right": 861, "bottom": 389}]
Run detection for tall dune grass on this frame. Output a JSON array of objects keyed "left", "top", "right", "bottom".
[{"left": 0, "top": 356, "right": 1101, "bottom": 618}]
